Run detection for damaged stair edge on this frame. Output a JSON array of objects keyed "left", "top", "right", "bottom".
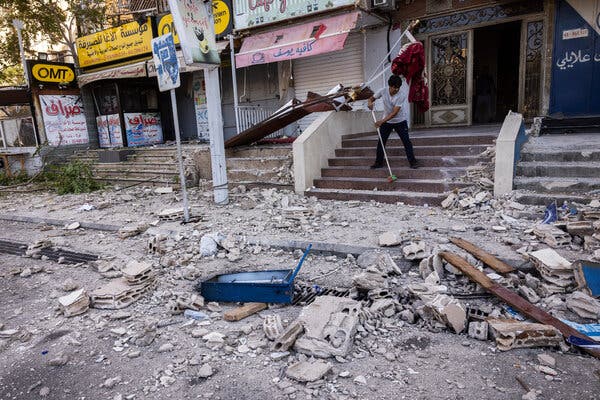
[
  {"left": 439, "top": 251, "right": 600, "bottom": 360},
  {"left": 243, "top": 236, "right": 405, "bottom": 258},
  {"left": 0, "top": 214, "right": 121, "bottom": 232}
]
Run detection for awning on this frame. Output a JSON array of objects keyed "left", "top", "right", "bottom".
[
  {"left": 0, "top": 87, "right": 30, "bottom": 106},
  {"left": 235, "top": 12, "right": 360, "bottom": 68},
  {"left": 77, "top": 61, "right": 148, "bottom": 87}
]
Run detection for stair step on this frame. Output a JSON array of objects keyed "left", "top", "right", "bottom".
[
  {"left": 95, "top": 176, "right": 180, "bottom": 187},
  {"left": 226, "top": 145, "right": 292, "bottom": 158},
  {"left": 321, "top": 166, "right": 466, "bottom": 180},
  {"left": 328, "top": 156, "right": 485, "bottom": 168},
  {"left": 228, "top": 169, "right": 282, "bottom": 182},
  {"left": 512, "top": 191, "right": 595, "bottom": 206},
  {"left": 342, "top": 135, "right": 496, "bottom": 147},
  {"left": 516, "top": 161, "right": 600, "bottom": 178},
  {"left": 305, "top": 187, "right": 445, "bottom": 206},
  {"left": 519, "top": 150, "right": 600, "bottom": 162},
  {"left": 92, "top": 168, "right": 178, "bottom": 175},
  {"left": 335, "top": 144, "right": 489, "bottom": 157},
  {"left": 313, "top": 177, "right": 467, "bottom": 192},
  {"left": 513, "top": 177, "right": 600, "bottom": 193},
  {"left": 226, "top": 156, "right": 290, "bottom": 170}
]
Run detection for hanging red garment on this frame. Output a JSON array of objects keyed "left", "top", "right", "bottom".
[{"left": 391, "top": 42, "right": 430, "bottom": 113}]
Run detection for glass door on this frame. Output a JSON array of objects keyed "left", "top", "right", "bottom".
[{"left": 428, "top": 30, "right": 473, "bottom": 126}]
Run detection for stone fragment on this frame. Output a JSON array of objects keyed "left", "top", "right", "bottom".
[
  {"left": 200, "top": 236, "right": 218, "bottom": 257},
  {"left": 196, "top": 364, "right": 214, "bottom": 378},
  {"left": 48, "top": 353, "right": 70, "bottom": 366},
  {"left": 352, "top": 271, "right": 388, "bottom": 291},
  {"left": 566, "top": 291, "right": 600, "bottom": 319},
  {"left": 157, "top": 207, "right": 184, "bottom": 221},
  {"left": 518, "top": 286, "right": 540, "bottom": 304},
  {"left": 403, "top": 241, "right": 428, "bottom": 260},
  {"left": 356, "top": 251, "right": 401, "bottom": 275},
  {"left": 467, "top": 321, "right": 488, "bottom": 341},
  {"left": 487, "top": 319, "right": 563, "bottom": 351},
  {"left": 118, "top": 223, "right": 148, "bottom": 239},
  {"left": 154, "top": 187, "right": 173, "bottom": 194},
  {"left": 20, "top": 268, "right": 32, "bottom": 278},
  {"left": 285, "top": 360, "right": 332, "bottom": 382},
  {"left": 66, "top": 222, "right": 80, "bottom": 230},
  {"left": 441, "top": 193, "right": 457, "bottom": 209},
  {"left": 566, "top": 221, "right": 594, "bottom": 237},
  {"left": 294, "top": 296, "right": 361, "bottom": 358},
  {"left": 263, "top": 314, "right": 284, "bottom": 341},
  {"left": 529, "top": 248, "right": 575, "bottom": 291},
  {"left": 158, "top": 343, "right": 174, "bottom": 352},
  {"left": 202, "top": 332, "right": 225, "bottom": 344},
  {"left": 536, "top": 365, "right": 558, "bottom": 376},
  {"left": 353, "top": 375, "right": 367, "bottom": 385},
  {"left": 532, "top": 224, "right": 571, "bottom": 247},
  {"left": 537, "top": 354, "right": 556, "bottom": 368},
  {"left": 378, "top": 231, "right": 402, "bottom": 247},
  {"left": 58, "top": 288, "right": 90, "bottom": 317},
  {"left": 61, "top": 278, "right": 79, "bottom": 292},
  {"left": 423, "top": 294, "right": 465, "bottom": 333},
  {"left": 272, "top": 320, "right": 304, "bottom": 352}
]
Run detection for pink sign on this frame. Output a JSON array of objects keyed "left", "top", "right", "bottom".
[{"left": 235, "top": 12, "right": 359, "bottom": 68}]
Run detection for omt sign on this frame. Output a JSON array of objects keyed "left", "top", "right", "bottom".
[{"left": 28, "top": 61, "right": 76, "bottom": 86}]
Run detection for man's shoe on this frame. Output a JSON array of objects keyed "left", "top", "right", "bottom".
[
  {"left": 409, "top": 160, "right": 420, "bottom": 169},
  {"left": 370, "top": 163, "right": 384, "bottom": 169}
]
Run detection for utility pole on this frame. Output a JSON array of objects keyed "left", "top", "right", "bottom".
[{"left": 12, "top": 19, "right": 29, "bottom": 87}]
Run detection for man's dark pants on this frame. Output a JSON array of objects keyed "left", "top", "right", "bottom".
[{"left": 375, "top": 120, "right": 416, "bottom": 166}]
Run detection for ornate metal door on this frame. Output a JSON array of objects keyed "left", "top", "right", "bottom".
[{"left": 428, "top": 30, "right": 472, "bottom": 126}]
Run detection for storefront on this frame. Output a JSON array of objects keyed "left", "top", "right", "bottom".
[{"left": 396, "top": 0, "right": 552, "bottom": 127}]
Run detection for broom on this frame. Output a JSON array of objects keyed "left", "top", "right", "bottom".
[{"left": 371, "top": 110, "right": 397, "bottom": 183}]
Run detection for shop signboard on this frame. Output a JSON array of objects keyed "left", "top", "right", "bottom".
[
  {"left": 40, "top": 94, "right": 89, "bottom": 146},
  {"left": 151, "top": 33, "right": 181, "bottom": 92},
  {"left": 233, "top": 0, "right": 355, "bottom": 30},
  {"left": 193, "top": 73, "right": 209, "bottom": 139},
  {"left": 124, "top": 112, "right": 164, "bottom": 147},
  {"left": 27, "top": 60, "right": 76, "bottom": 87},
  {"left": 167, "top": 0, "right": 220, "bottom": 65},
  {"left": 158, "top": 0, "right": 232, "bottom": 43},
  {"left": 76, "top": 18, "right": 153, "bottom": 68},
  {"left": 96, "top": 114, "right": 123, "bottom": 148}
]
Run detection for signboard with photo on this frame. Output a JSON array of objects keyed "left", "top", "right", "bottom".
[
  {"left": 158, "top": 0, "right": 232, "bottom": 42},
  {"left": 124, "top": 112, "right": 164, "bottom": 147},
  {"left": 233, "top": 0, "right": 355, "bottom": 30},
  {"left": 167, "top": 0, "right": 220, "bottom": 65},
  {"left": 40, "top": 95, "right": 89, "bottom": 146},
  {"left": 151, "top": 33, "right": 181, "bottom": 92}
]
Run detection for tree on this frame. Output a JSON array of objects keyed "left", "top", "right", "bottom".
[{"left": 0, "top": 0, "right": 106, "bottom": 84}]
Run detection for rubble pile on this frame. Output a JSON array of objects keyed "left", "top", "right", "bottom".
[{"left": 90, "top": 261, "right": 156, "bottom": 309}]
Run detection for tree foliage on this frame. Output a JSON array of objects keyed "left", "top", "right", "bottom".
[{"left": 0, "top": 0, "right": 106, "bottom": 84}]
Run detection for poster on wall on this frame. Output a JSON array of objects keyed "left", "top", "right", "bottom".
[
  {"left": 124, "top": 113, "right": 164, "bottom": 147},
  {"left": 167, "top": 0, "right": 220, "bottom": 65},
  {"left": 193, "top": 73, "right": 209, "bottom": 139},
  {"left": 96, "top": 114, "right": 124, "bottom": 148},
  {"left": 40, "top": 95, "right": 89, "bottom": 146},
  {"left": 151, "top": 33, "right": 181, "bottom": 92}
]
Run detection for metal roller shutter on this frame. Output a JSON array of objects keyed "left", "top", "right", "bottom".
[{"left": 293, "top": 33, "right": 364, "bottom": 131}]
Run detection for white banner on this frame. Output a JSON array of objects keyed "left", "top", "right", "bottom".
[
  {"left": 40, "top": 95, "right": 89, "bottom": 146},
  {"left": 124, "top": 112, "right": 164, "bottom": 147}
]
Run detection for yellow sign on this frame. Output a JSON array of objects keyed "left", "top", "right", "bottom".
[
  {"left": 32, "top": 63, "right": 75, "bottom": 83},
  {"left": 158, "top": 14, "right": 180, "bottom": 45},
  {"left": 213, "top": 0, "right": 231, "bottom": 36},
  {"left": 76, "top": 18, "right": 153, "bottom": 68}
]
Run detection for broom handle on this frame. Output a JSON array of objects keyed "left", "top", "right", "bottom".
[{"left": 371, "top": 111, "right": 394, "bottom": 178}]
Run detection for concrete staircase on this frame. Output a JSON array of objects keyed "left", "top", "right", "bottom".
[
  {"left": 225, "top": 145, "right": 293, "bottom": 189},
  {"left": 306, "top": 129, "right": 497, "bottom": 206},
  {"left": 513, "top": 134, "right": 600, "bottom": 205}
]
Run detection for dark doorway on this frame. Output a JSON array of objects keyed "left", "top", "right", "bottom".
[{"left": 473, "top": 21, "right": 521, "bottom": 123}]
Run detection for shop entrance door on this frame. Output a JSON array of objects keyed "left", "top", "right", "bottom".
[{"left": 428, "top": 30, "right": 472, "bottom": 126}]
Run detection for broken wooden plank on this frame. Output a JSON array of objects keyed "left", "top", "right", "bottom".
[
  {"left": 223, "top": 303, "right": 267, "bottom": 322},
  {"left": 439, "top": 251, "right": 600, "bottom": 359},
  {"left": 449, "top": 237, "right": 515, "bottom": 274}
]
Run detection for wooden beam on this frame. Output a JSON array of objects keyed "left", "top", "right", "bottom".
[
  {"left": 440, "top": 251, "right": 600, "bottom": 359},
  {"left": 449, "top": 237, "right": 515, "bottom": 274},
  {"left": 223, "top": 303, "right": 267, "bottom": 322}
]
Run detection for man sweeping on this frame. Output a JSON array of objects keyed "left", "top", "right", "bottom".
[{"left": 367, "top": 74, "right": 419, "bottom": 170}]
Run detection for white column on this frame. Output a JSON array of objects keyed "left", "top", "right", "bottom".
[
  {"left": 204, "top": 66, "right": 229, "bottom": 205},
  {"left": 229, "top": 35, "right": 240, "bottom": 134}
]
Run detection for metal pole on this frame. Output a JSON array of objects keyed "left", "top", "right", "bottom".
[
  {"left": 204, "top": 66, "right": 228, "bottom": 205},
  {"left": 12, "top": 19, "right": 29, "bottom": 87},
  {"left": 170, "top": 88, "right": 190, "bottom": 222},
  {"left": 229, "top": 34, "right": 241, "bottom": 134},
  {"left": 0, "top": 121, "right": 6, "bottom": 149}
]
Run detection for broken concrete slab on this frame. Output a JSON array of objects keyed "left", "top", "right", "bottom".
[
  {"left": 90, "top": 277, "right": 155, "bottom": 310},
  {"left": 566, "top": 221, "right": 595, "bottom": 237},
  {"left": 118, "top": 223, "right": 149, "bottom": 239},
  {"left": 533, "top": 224, "right": 571, "bottom": 247},
  {"left": 294, "top": 295, "right": 361, "bottom": 358},
  {"left": 356, "top": 251, "right": 401, "bottom": 275},
  {"left": 423, "top": 294, "right": 466, "bottom": 333},
  {"left": 264, "top": 314, "right": 284, "bottom": 341},
  {"left": 352, "top": 271, "right": 388, "bottom": 291},
  {"left": 58, "top": 288, "right": 90, "bottom": 317},
  {"left": 403, "top": 241, "right": 428, "bottom": 260},
  {"left": 285, "top": 359, "right": 332, "bottom": 382},
  {"left": 468, "top": 321, "right": 488, "bottom": 340},
  {"left": 272, "top": 320, "right": 304, "bottom": 352},
  {"left": 529, "top": 248, "right": 575, "bottom": 290},
  {"left": 378, "top": 231, "right": 402, "bottom": 247},
  {"left": 566, "top": 291, "right": 600, "bottom": 320},
  {"left": 487, "top": 319, "right": 563, "bottom": 351}
]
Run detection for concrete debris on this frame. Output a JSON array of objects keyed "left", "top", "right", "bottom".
[
  {"left": 285, "top": 359, "right": 332, "bottom": 382},
  {"left": 167, "top": 293, "right": 204, "bottom": 315},
  {"left": 533, "top": 224, "right": 571, "bottom": 247},
  {"left": 118, "top": 223, "right": 148, "bottom": 239},
  {"left": 518, "top": 286, "right": 541, "bottom": 304},
  {"left": 157, "top": 207, "right": 184, "bottom": 221},
  {"left": 272, "top": 320, "right": 304, "bottom": 352},
  {"left": 61, "top": 278, "right": 79, "bottom": 292},
  {"left": 282, "top": 206, "right": 314, "bottom": 220},
  {"left": 403, "top": 241, "right": 428, "bottom": 260},
  {"left": 263, "top": 314, "right": 284, "bottom": 341},
  {"left": 196, "top": 364, "right": 214, "bottom": 378},
  {"left": 418, "top": 253, "right": 444, "bottom": 279},
  {"left": 122, "top": 261, "right": 155, "bottom": 285},
  {"left": 154, "top": 186, "right": 173, "bottom": 194},
  {"left": 356, "top": 251, "right": 401, "bottom": 275},
  {"left": 566, "top": 221, "right": 595, "bottom": 237},
  {"left": 58, "top": 288, "right": 90, "bottom": 317},
  {"left": 536, "top": 365, "right": 558, "bottom": 376},
  {"left": 566, "top": 291, "right": 600, "bottom": 320},
  {"left": 487, "top": 319, "right": 563, "bottom": 351},
  {"left": 468, "top": 321, "right": 488, "bottom": 340},
  {"left": 199, "top": 233, "right": 225, "bottom": 257},
  {"left": 441, "top": 193, "right": 458, "bottom": 209},
  {"left": 147, "top": 234, "right": 167, "bottom": 254},
  {"left": 537, "top": 354, "right": 556, "bottom": 368},
  {"left": 294, "top": 296, "right": 361, "bottom": 358},
  {"left": 378, "top": 231, "right": 402, "bottom": 247},
  {"left": 352, "top": 270, "right": 388, "bottom": 291},
  {"left": 529, "top": 248, "right": 575, "bottom": 292},
  {"left": 66, "top": 222, "right": 80, "bottom": 230},
  {"left": 90, "top": 263, "right": 156, "bottom": 310},
  {"left": 423, "top": 294, "right": 466, "bottom": 333}
]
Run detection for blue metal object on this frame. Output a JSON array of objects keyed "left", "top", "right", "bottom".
[
  {"left": 575, "top": 260, "right": 600, "bottom": 297},
  {"left": 198, "top": 244, "right": 312, "bottom": 304}
]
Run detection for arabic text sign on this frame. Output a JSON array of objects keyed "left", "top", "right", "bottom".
[
  {"left": 555, "top": 50, "right": 600, "bottom": 70},
  {"left": 168, "top": 0, "right": 220, "bottom": 65},
  {"left": 562, "top": 27, "right": 589, "bottom": 40},
  {"left": 97, "top": 114, "right": 123, "bottom": 148},
  {"left": 152, "top": 34, "right": 181, "bottom": 92},
  {"left": 235, "top": 12, "right": 358, "bottom": 68},
  {"left": 40, "top": 95, "right": 89, "bottom": 146},
  {"left": 234, "top": 0, "right": 354, "bottom": 30},
  {"left": 76, "top": 19, "right": 153, "bottom": 68},
  {"left": 124, "top": 113, "right": 164, "bottom": 147}
]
